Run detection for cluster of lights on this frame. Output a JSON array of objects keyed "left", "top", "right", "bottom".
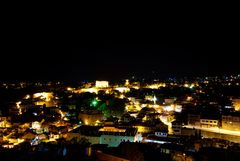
[
  {"left": 33, "top": 92, "right": 53, "bottom": 102},
  {"left": 16, "top": 101, "right": 22, "bottom": 115}
]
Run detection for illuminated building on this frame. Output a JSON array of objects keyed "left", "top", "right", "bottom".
[
  {"left": 222, "top": 113, "right": 240, "bottom": 131},
  {"left": 200, "top": 118, "right": 219, "bottom": 128},
  {"left": 95, "top": 81, "right": 109, "bottom": 88}
]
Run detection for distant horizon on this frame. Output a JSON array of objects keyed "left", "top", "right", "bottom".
[{"left": 0, "top": 72, "right": 239, "bottom": 83}]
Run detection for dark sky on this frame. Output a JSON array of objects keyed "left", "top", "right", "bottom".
[
  {"left": 1, "top": 16, "right": 239, "bottom": 81},
  {"left": 1, "top": 39, "right": 239, "bottom": 82}
]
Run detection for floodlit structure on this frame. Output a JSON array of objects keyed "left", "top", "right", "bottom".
[{"left": 95, "top": 81, "right": 109, "bottom": 88}]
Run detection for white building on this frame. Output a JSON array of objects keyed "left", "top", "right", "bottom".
[
  {"left": 95, "top": 81, "right": 109, "bottom": 88},
  {"left": 200, "top": 118, "right": 219, "bottom": 128}
]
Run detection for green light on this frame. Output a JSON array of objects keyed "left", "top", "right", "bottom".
[{"left": 92, "top": 100, "right": 98, "bottom": 106}]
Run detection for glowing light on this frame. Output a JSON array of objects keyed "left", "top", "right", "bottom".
[
  {"left": 184, "top": 84, "right": 189, "bottom": 88},
  {"left": 153, "top": 95, "right": 157, "bottom": 104},
  {"left": 175, "top": 105, "right": 182, "bottom": 112},
  {"left": 232, "top": 99, "right": 240, "bottom": 111},
  {"left": 189, "top": 84, "right": 195, "bottom": 89},
  {"left": 92, "top": 100, "right": 98, "bottom": 106},
  {"left": 95, "top": 81, "right": 109, "bottom": 88},
  {"left": 160, "top": 115, "right": 175, "bottom": 135},
  {"left": 99, "top": 127, "right": 126, "bottom": 132},
  {"left": 164, "top": 105, "right": 174, "bottom": 112},
  {"left": 119, "top": 94, "right": 125, "bottom": 99},
  {"left": 24, "top": 95, "right": 30, "bottom": 99},
  {"left": 147, "top": 83, "right": 166, "bottom": 89},
  {"left": 79, "top": 88, "right": 98, "bottom": 93},
  {"left": 63, "top": 117, "right": 69, "bottom": 121},
  {"left": 132, "top": 86, "right": 139, "bottom": 89},
  {"left": 148, "top": 85, "right": 159, "bottom": 89},
  {"left": 95, "top": 120, "right": 100, "bottom": 126},
  {"left": 186, "top": 96, "right": 193, "bottom": 101},
  {"left": 16, "top": 101, "right": 22, "bottom": 115},
  {"left": 115, "top": 87, "right": 130, "bottom": 93},
  {"left": 125, "top": 79, "right": 129, "bottom": 86},
  {"left": 33, "top": 92, "right": 53, "bottom": 102},
  {"left": 16, "top": 101, "right": 21, "bottom": 108},
  {"left": 59, "top": 110, "right": 65, "bottom": 118},
  {"left": 184, "top": 125, "right": 240, "bottom": 136},
  {"left": 144, "top": 139, "right": 171, "bottom": 144},
  {"left": 32, "top": 121, "right": 41, "bottom": 129}
]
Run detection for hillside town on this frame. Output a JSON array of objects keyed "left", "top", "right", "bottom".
[{"left": 0, "top": 74, "right": 240, "bottom": 160}]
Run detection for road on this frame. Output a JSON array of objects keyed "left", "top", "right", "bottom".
[{"left": 183, "top": 125, "right": 240, "bottom": 136}]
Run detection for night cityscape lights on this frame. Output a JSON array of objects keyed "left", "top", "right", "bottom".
[{"left": 0, "top": 75, "right": 240, "bottom": 160}]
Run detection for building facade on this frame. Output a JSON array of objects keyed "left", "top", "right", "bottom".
[{"left": 222, "top": 113, "right": 240, "bottom": 131}]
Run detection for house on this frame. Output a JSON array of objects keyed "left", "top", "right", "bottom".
[
  {"left": 222, "top": 112, "right": 240, "bottom": 131},
  {"left": 200, "top": 114, "right": 219, "bottom": 128},
  {"left": 200, "top": 119, "right": 219, "bottom": 128},
  {"left": 99, "top": 126, "right": 138, "bottom": 147}
]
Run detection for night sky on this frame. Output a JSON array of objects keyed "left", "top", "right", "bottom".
[{"left": 1, "top": 23, "right": 239, "bottom": 81}]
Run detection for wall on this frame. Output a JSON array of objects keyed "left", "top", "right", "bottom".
[{"left": 100, "top": 135, "right": 135, "bottom": 147}]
